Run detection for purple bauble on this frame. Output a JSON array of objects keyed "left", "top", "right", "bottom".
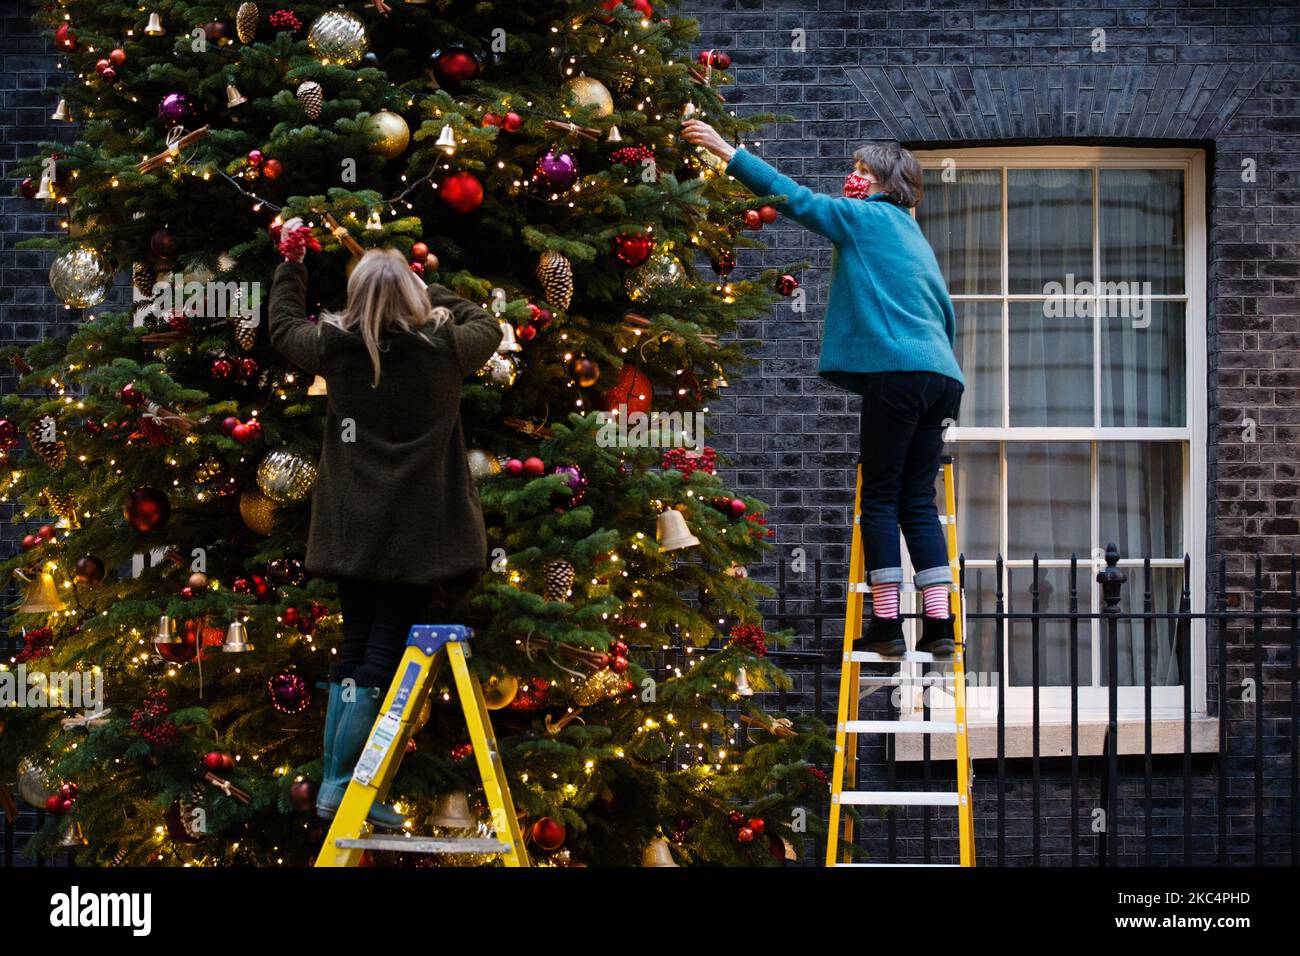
[
  {"left": 551, "top": 464, "right": 586, "bottom": 509},
  {"left": 157, "top": 92, "right": 196, "bottom": 128},
  {"left": 267, "top": 670, "right": 311, "bottom": 714},
  {"left": 534, "top": 150, "right": 579, "bottom": 191}
]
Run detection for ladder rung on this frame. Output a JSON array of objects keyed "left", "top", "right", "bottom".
[
  {"left": 834, "top": 862, "right": 962, "bottom": 867},
  {"left": 849, "top": 650, "right": 946, "bottom": 664},
  {"left": 336, "top": 835, "right": 510, "bottom": 855},
  {"left": 837, "top": 790, "right": 961, "bottom": 807},
  {"left": 859, "top": 673, "right": 957, "bottom": 686},
  {"left": 844, "top": 720, "right": 958, "bottom": 735}
]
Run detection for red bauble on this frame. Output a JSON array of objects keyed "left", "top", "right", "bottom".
[
  {"left": 439, "top": 171, "right": 484, "bottom": 213},
  {"left": 609, "top": 640, "right": 628, "bottom": 657},
  {"left": 221, "top": 415, "right": 241, "bottom": 434},
  {"left": 210, "top": 358, "right": 235, "bottom": 381},
  {"left": 124, "top": 487, "right": 170, "bottom": 533},
  {"left": 601, "top": 363, "right": 653, "bottom": 415},
  {"left": 411, "top": 241, "right": 429, "bottom": 260},
  {"left": 431, "top": 48, "right": 481, "bottom": 85},
  {"left": 120, "top": 382, "right": 146, "bottom": 407},
  {"left": 737, "top": 826, "right": 755, "bottom": 844},
  {"left": 231, "top": 423, "right": 251, "bottom": 442},
  {"left": 21, "top": 534, "right": 38, "bottom": 551},
  {"left": 247, "top": 149, "right": 264, "bottom": 167},
  {"left": 149, "top": 228, "right": 177, "bottom": 258},
  {"left": 180, "top": 587, "right": 194, "bottom": 600},
  {"left": 698, "top": 49, "right": 732, "bottom": 69},
  {"left": 243, "top": 418, "right": 262, "bottom": 440},
  {"left": 504, "top": 458, "right": 523, "bottom": 476},
  {"left": 758, "top": 204, "right": 778, "bottom": 224},
  {"left": 530, "top": 816, "right": 566, "bottom": 852},
  {"left": 236, "top": 357, "right": 259, "bottom": 381},
  {"left": 202, "top": 752, "right": 228, "bottom": 771},
  {"left": 748, "top": 817, "right": 766, "bottom": 835},
  {"left": 482, "top": 113, "right": 501, "bottom": 127},
  {"left": 73, "top": 555, "right": 105, "bottom": 585},
  {"left": 261, "top": 158, "right": 282, "bottom": 180},
  {"left": 743, "top": 209, "right": 762, "bottom": 229},
  {"left": 612, "top": 233, "right": 654, "bottom": 267},
  {"left": 522, "top": 456, "right": 545, "bottom": 477},
  {"left": 95, "top": 58, "right": 111, "bottom": 74},
  {"left": 728, "top": 810, "right": 745, "bottom": 827},
  {"left": 268, "top": 669, "right": 311, "bottom": 714},
  {"left": 231, "top": 576, "right": 252, "bottom": 595},
  {"left": 516, "top": 323, "right": 536, "bottom": 342},
  {"left": 712, "top": 250, "right": 736, "bottom": 277},
  {"left": 730, "top": 498, "right": 747, "bottom": 517},
  {"left": 775, "top": 273, "right": 799, "bottom": 296},
  {"left": 609, "top": 655, "right": 629, "bottom": 674},
  {"left": 502, "top": 111, "right": 523, "bottom": 132},
  {"left": 37, "top": 525, "right": 55, "bottom": 540},
  {"left": 109, "top": 48, "right": 126, "bottom": 65},
  {"left": 54, "top": 23, "right": 77, "bottom": 51},
  {"left": 289, "top": 779, "right": 317, "bottom": 814},
  {"left": 18, "top": 177, "right": 37, "bottom": 200},
  {"left": 282, "top": 606, "right": 300, "bottom": 626},
  {"left": 45, "top": 794, "right": 66, "bottom": 814},
  {"left": 410, "top": 261, "right": 425, "bottom": 275},
  {"left": 99, "top": 66, "right": 117, "bottom": 84}
]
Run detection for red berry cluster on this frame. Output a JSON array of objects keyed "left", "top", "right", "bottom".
[
  {"left": 744, "top": 512, "right": 775, "bottom": 539},
  {"left": 661, "top": 445, "right": 717, "bottom": 477},
  {"left": 277, "top": 224, "right": 320, "bottom": 261},
  {"left": 14, "top": 626, "right": 55, "bottom": 664},
  {"left": 610, "top": 144, "right": 654, "bottom": 167},
  {"left": 269, "top": 9, "right": 302, "bottom": 31},
  {"left": 132, "top": 690, "right": 180, "bottom": 746},
  {"left": 729, "top": 622, "right": 768, "bottom": 657}
]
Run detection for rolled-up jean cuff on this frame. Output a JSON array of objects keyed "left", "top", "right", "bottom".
[
  {"left": 914, "top": 565, "right": 953, "bottom": 587},
  {"left": 869, "top": 567, "right": 904, "bottom": 586}
]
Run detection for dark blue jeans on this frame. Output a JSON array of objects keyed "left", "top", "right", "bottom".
[{"left": 857, "top": 371, "right": 964, "bottom": 593}]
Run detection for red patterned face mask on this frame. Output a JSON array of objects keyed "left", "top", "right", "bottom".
[{"left": 843, "top": 171, "right": 875, "bottom": 199}]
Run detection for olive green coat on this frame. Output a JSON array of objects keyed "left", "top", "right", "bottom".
[{"left": 268, "top": 261, "right": 503, "bottom": 585}]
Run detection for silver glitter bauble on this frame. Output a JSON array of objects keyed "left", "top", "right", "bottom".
[
  {"left": 49, "top": 246, "right": 113, "bottom": 308},
  {"left": 307, "top": 9, "right": 368, "bottom": 66},
  {"left": 476, "top": 352, "right": 519, "bottom": 389},
  {"left": 255, "top": 448, "right": 318, "bottom": 503}
]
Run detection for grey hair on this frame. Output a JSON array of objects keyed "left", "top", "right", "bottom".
[{"left": 852, "top": 142, "right": 924, "bottom": 208}]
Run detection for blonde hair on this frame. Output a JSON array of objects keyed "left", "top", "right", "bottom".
[
  {"left": 853, "top": 142, "right": 924, "bottom": 208},
  {"left": 320, "top": 248, "right": 449, "bottom": 386}
]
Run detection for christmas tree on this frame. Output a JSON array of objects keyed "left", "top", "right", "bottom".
[{"left": 3, "top": 0, "right": 830, "bottom": 866}]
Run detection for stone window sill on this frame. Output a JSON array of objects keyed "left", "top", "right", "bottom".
[{"left": 895, "top": 717, "right": 1219, "bottom": 762}]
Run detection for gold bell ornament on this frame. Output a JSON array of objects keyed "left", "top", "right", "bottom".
[
  {"left": 734, "top": 666, "right": 753, "bottom": 698},
  {"left": 435, "top": 123, "right": 457, "bottom": 152},
  {"left": 225, "top": 83, "right": 247, "bottom": 108},
  {"left": 606, "top": 124, "right": 622, "bottom": 144},
  {"left": 58, "top": 821, "right": 88, "bottom": 848},
  {"left": 50, "top": 100, "right": 72, "bottom": 122},
  {"left": 144, "top": 12, "right": 165, "bottom": 35},
  {"left": 222, "top": 619, "right": 253, "bottom": 653},
  {"left": 35, "top": 172, "right": 55, "bottom": 200},
  {"left": 16, "top": 569, "right": 64, "bottom": 614},
  {"left": 641, "top": 838, "right": 680, "bottom": 867},
  {"left": 496, "top": 320, "right": 521, "bottom": 353},
  {"left": 427, "top": 791, "right": 475, "bottom": 829},
  {"left": 655, "top": 507, "right": 699, "bottom": 552}
]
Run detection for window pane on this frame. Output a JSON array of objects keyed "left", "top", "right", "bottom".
[
  {"left": 1007, "top": 566, "right": 1093, "bottom": 687},
  {"left": 1100, "top": 169, "right": 1184, "bottom": 293},
  {"left": 1098, "top": 442, "right": 1183, "bottom": 558},
  {"left": 1100, "top": 302, "right": 1186, "bottom": 427},
  {"left": 1009, "top": 302, "right": 1092, "bottom": 426},
  {"left": 953, "top": 301, "right": 1001, "bottom": 426},
  {"left": 1006, "top": 442, "right": 1090, "bottom": 559},
  {"left": 945, "top": 441, "right": 999, "bottom": 557},
  {"left": 1008, "top": 168, "right": 1092, "bottom": 293},
  {"left": 918, "top": 168, "right": 1002, "bottom": 295},
  {"left": 1105, "top": 567, "right": 1186, "bottom": 687}
]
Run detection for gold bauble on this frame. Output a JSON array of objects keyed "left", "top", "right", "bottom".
[
  {"left": 570, "top": 357, "right": 600, "bottom": 388},
  {"left": 188, "top": 571, "right": 209, "bottom": 590},
  {"left": 239, "top": 489, "right": 279, "bottom": 535},
  {"left": 307, "top": 9, "right": 368, "bottom": 65},
  {"left": 482, "top": 674, "right": 519, "bottom": 710},
  {"left": 467, "top": 448, "right": 502, "bottom": 480},
  {"left": 565, "top": 76, "right": 614, "bottom": 117},
  {"left": 255, "top": 448, "right": 318, "bottom": 503},
  {"left": 49, "top": 245, "right": 113, "bottom": 308},
  {"left": 363, "top": 110, "right": 410, "bottom": 159},
  {"left": 624, "top": 249, "right": 686, "bottom": 302}
]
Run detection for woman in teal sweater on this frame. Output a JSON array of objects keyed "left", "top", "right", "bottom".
[{"left": 683, "top": 120, "right": 965, "bottom": 657}]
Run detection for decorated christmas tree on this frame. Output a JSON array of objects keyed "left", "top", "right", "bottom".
[{"left": 2, "top": 0, "right": 829, "bottom": 866}]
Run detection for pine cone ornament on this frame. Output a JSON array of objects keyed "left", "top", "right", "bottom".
[
  {"left": 26, "top": 417, "right": 66, "bottom": 470},
  {"left": 132, "top": 261, "right": 157, "bottom": 297},
  {"left": 40, "top": 487, "right": 77, "bottom": 524},
  {"left": 236, "top": 2, "right": 259, "bottom": 43},
  {"left": 536, "top": 250, "right": 574, "bottom": 311},
  {"left": 541, "top": 559, "right": 575, "bottom": 602},
  {"left": 231, "top": 316, "right": 257, "bottom": 350},
  {"left": 296, "top": 81, "right": 323, "bottom": 120},
  {"left": 574, "top": 669, "right": 627, "bottom": 707}
]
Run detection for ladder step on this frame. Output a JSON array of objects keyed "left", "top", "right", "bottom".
[
  {"left": 336, "top": 835, "right": 511, "bottom": 855},
  {"left": 844, "top": 720, "right": 958, "bottom": 735},
  {"left": 850, "top": 650, "right": 946, "bottom": 664},
  {"left": 834, "top": 862, "right": 962, "bottom": 867},
  {"left": 837, "top": 790, "right": 961, "bottom": 807},
  {"left": 860, "top": 673, "right": 957, "bottom": 686}
]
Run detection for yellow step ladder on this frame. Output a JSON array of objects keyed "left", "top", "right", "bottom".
[
  {"left": 825, "top": 456, "right": 975, "bottom": 867},
  {"left": 314, "top": 624, "right": 530, "bottom": 867}
]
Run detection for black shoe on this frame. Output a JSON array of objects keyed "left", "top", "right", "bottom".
[
  {"left": 853, "top": 616, "right": 906, "bottom": 657},
  {"left": 916, "top": 616, "right": 955, "bottom": 658}
]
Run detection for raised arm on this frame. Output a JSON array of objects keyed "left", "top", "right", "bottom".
[
  {"left": 267, "top": 260, "right": 325, "bottom": 373},
  {"left": 724, "top": 148, "right": 857, "bottom": 243},
  {"left": 429, "top": 283, "right": 503, "bottom": 377}
]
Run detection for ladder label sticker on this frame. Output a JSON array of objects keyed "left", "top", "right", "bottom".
[{"left": 352, "top": 661, "right": 421, "bottom": 786}]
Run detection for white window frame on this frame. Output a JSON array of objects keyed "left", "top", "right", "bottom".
[{"left": 903, "top": 146, "right": 1208, "bottom": 728}]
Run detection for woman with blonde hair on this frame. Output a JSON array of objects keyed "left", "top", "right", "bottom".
[
  {"left": 268, "top": 220, "right": 502, "bottom": 826},
  {"left": 681, "top": 121, "right": 964, "bottom": 659}
]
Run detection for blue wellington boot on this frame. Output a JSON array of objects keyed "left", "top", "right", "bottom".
[{"left": 316, "top": 684, "right": 408, "bottom": 829}]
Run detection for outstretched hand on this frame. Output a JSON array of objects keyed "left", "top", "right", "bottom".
[
  {"left": 277, "top": 216, "right": 319, "bottom": 263},
  {"left": 681, "top": 119, "right": 736, "bottom": 163}
]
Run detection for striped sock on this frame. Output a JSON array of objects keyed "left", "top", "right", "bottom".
[
  {"left": 871, "top": 582, "right": 899, "bottom": 620},
  {"left": 922, "top": 584, "right": 950, "bottom": 620}
]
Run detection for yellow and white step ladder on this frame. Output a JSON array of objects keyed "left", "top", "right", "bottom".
[
  {"left": 315, "top": 624, "right": 530, "bottom": 867},
  {"left": 825, "top": 456, "right": 975, "bottom": 867}
]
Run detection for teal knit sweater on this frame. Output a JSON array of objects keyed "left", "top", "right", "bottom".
[{"left": 726, "top": 148, "right": 964, "bottom": 392}]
